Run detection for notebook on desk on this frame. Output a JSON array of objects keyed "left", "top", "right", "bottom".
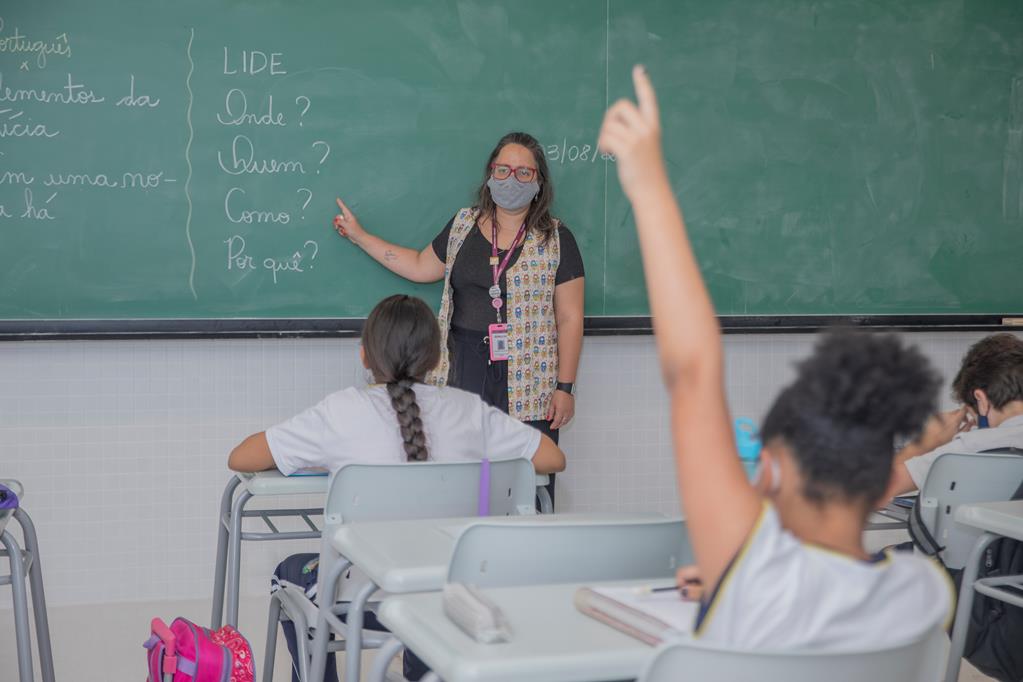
[
  {"left": 288, "top": 468, "right": 329, "bottom": 477},
  {"left": 574, "top": 585, "right": 698, "bottom": 646}
]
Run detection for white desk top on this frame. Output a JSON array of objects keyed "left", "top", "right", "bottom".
[
  {"left": 330, "top": 512, "right": 665, "bottom": 593},
  {"left": 379, "top": 579, "right": 687, "bottom": 682},
  {"left": 955, "top": 500, "right": 1023, "bottom": 542},
  {"left": 237, "top": 470, "right": 330, "bottom": 496}
]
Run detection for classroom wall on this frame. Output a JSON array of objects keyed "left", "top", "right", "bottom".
[{"left": 0, "top": 331, "right": 1006, "bottom": 612}]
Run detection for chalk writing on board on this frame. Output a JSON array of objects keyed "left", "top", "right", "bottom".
[
  {"left": 223, "top": 48, "right": 287, "bottom": 76},
  {"left": 216, "top": 88, "right": 285, "bottom": 126},
  {"left": 0, "top": 189, "right": 56, "bottom": 220},
  {"left": 311, "top": 140, "right": 330, "bottom": 174},
  {"left": 0, "top": 17, "right": 72, "bottom": 70},
  {"left": 0, "top": 73, "right": 104, "bottom": 104},
  {"left": 225, "top": 186, "right": 292, "bottom": 224},
  {"left": 0, "top": 108, "right": 59, "bottom": 138},
  {"left": 41, "top": 170, "right": 176, "bottom": 189},
  {"left": 184, "top": 26, "right": 197, "bottom": 300},
  {"left": 295, "top": 96, "right": 310, "bottom": 127},
  {"left": 225, "top": 234, "right": 319, "bottom": 284},
  {"left": 544, "top": 138, "right": 615, "bottom": 165},
  {"left": 217, "top": 134, "right": 307, "bottom": 175},
  {"left": 115, "top": 75, "right": 160, "bottom": 108},
  {"left": 0, "top": 170, "right": 33, "bottom": 186}
]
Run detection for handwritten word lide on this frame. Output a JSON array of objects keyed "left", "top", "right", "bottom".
[{"left": 223, "top": 47, "right": 286, "bottom": 76}]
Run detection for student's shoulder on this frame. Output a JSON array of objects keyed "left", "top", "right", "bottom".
[
  {"left": 885, "top": 551, "right": 956, "bottom": 624},
  {"left": 425, "top": 384, "right": 487, "bottom": 411},
  {"left": 316, "top": 385, "right": 383, "bottom": 414},
  {"left": 952, "top": 421, "right": 1023, "bottom": 453}
]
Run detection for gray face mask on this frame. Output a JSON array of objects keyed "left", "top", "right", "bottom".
[{"left": 487, "top": 176, "right": 540, "bottom": 211}]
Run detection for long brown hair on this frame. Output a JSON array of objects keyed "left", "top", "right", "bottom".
[
  {"left": 362, "top": 295, "right": 442, "bottom": 462},
  {"left": 474, "top": 131, "right": 556, "bottom": 244}
]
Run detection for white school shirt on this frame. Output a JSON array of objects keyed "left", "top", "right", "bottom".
[
  {"left": 265, "top": 383, "right": 541, "bottom": 475},
  {"left": 904, "top": 414, "right": 1023, "bottom": 490},
  {"left": 695, "top": 504, "right": 954, "bottom": 651}
]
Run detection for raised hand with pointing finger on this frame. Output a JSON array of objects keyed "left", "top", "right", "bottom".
[
  {"left": 331, "top": 196, "right": 445, "bottom": 284},
  {"left": 333, "top": 197, "right": 368, "bottom": 244},
  {"left": 597, "top": 65, "right": 667, "bottom": 202}
]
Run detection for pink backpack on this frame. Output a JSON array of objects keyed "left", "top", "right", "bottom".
[{"left": 144, "top": 617, "right": 254, "bottom": 682}]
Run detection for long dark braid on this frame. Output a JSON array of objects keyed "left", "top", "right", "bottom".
[
  {"left": 362, "top": 295, "right": 441, "bottom": 462},
  {"left": 386, "top": 378, "right": 429, "bottom": 462}
]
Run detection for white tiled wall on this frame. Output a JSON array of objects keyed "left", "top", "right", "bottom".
[{"left": 0, "top": 331, "right": 1012, "bottom": 609}]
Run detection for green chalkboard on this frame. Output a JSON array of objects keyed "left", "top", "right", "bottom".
[{"left": 1, "top": 0, "right": 1022, "bottom": 330}]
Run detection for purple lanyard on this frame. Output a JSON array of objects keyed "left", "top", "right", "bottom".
[{"left": 490, "top": 219, "right": 527, "bottom": 290}]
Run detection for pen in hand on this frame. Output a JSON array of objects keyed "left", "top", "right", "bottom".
[{"left": 633, "top": 578, "right": 703, "bottom": 600}]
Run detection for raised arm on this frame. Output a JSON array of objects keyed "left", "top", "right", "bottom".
[
  {"left": 333, "top": 198, "right": 445, "bottom": 283},
  {"left": 597, "top": 66, "right": 761, "bottom": 590}
]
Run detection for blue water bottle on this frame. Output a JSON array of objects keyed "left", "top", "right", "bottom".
[{"left": 734, "top": 418, "right": 761, "bottom": 481}]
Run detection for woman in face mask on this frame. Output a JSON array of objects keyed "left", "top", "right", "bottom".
[{"left": 332, "top": 132, "right": 585, "bottom": 507}]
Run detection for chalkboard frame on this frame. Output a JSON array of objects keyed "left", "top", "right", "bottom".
[{"left": 1, "top": 315, "right": 1021, "bottom": 341}]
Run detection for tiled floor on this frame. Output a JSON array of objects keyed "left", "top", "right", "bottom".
[{"left": 0, "top": 596, "right": 999, "bottom": 681}]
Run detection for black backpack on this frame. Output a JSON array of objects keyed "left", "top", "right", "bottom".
[{"left": 909, "top": 463, "right": 1023, "bottom": 682}]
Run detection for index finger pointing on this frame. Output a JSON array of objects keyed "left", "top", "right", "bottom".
[
  {"left": 632, "top": 64, "right": 660, "bottom": 125},
  {"left": 335, "top": 197, "right": 350, "bottom": 215}
]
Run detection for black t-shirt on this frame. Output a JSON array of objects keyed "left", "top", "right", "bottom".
[{"left": 431, "top": 215, "right": 585, "bottom": 332}]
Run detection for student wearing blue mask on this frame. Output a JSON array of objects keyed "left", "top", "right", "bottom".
[
  {"left": 597, "top": 65, "right": 953, "bottom": 649},
  {"left": 330, "top": 133, "right": 586, "bottom": 507},
  {"left": 886, "top": 332, "right": 1023, "bottom": 497}
]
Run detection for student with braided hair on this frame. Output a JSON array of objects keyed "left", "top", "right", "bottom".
[
  {"left": 229, "top": 294, "right": 565, "bottom": 476},
  {"left": 229, "top": 294, "right": 564, "bottom": 682}
]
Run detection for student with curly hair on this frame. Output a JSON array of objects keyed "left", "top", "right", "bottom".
[
  {"left": 597, "top": 66, "right": 953, "bottom": 648},
  {"left": 886, "top": 332, "right": 1023, "bottom": 497}
]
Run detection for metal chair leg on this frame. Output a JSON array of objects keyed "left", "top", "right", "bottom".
[
  {"left": 308, "top": 556, "right": 351, "bottom": 682},
  {"left": 3, "top": 530, "right": 34, "bottom": 682},
  {"left": 536, "top": 485, "right": 553, "bottom": 514},
  {"left": 15, "top": 508, "right": 55, "bottom": 682},
  {"left": 212, "top": 475, "right": 242, "bottom": 628},
  {"left": 367, "top": 637, "right": 404, "bottom": 682},
  {"left": 344, "top": 580, "right": 380, "bottom": 682},
  {"left": 226, "top": 488, "right": 253, "bottom": 627},
  {"left": 945, "top": 531, "right": 998, "bottom": 682},
  {"left": 264, "top": 593, "right": 283, "bottom": 682}
]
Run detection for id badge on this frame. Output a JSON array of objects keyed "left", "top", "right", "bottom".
[{"left": 488, "top": 323, "right": 510, "bottom": 362}]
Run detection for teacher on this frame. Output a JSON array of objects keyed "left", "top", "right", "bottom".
[{"left": 333, "top": 132, "right": 585, "bottom": 503}]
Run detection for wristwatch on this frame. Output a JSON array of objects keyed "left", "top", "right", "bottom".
[{"left": 556, "top": 381, "right": 575, "bottom": 396}]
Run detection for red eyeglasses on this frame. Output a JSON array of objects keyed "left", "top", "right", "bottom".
[{"left": 490, "top": 163, "right": 538, "bottom": 183}]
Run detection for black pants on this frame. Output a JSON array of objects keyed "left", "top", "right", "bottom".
[
  {"left": 273, "top": 554, "right": 428, "bottom": 682},
  {"left": 448, "top": 327, "right": 558, "bottom": 508}
]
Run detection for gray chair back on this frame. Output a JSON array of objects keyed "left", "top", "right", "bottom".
[
  {"left": 448, "top": 518, "right": 690, "bottom": 587},
  {"left": 917, "top": 451, "right": 1023, "bottom": 569},
  {"left": 323, "top": 458, "right": 536, "bottom": 525},
  {"left": 639, "top": 627, "right": 945, "bottom": 682}
]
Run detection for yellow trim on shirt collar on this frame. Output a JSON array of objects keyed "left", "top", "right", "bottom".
[{"left": 695, "top": 501, "right": 770, "bottom": 637}]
